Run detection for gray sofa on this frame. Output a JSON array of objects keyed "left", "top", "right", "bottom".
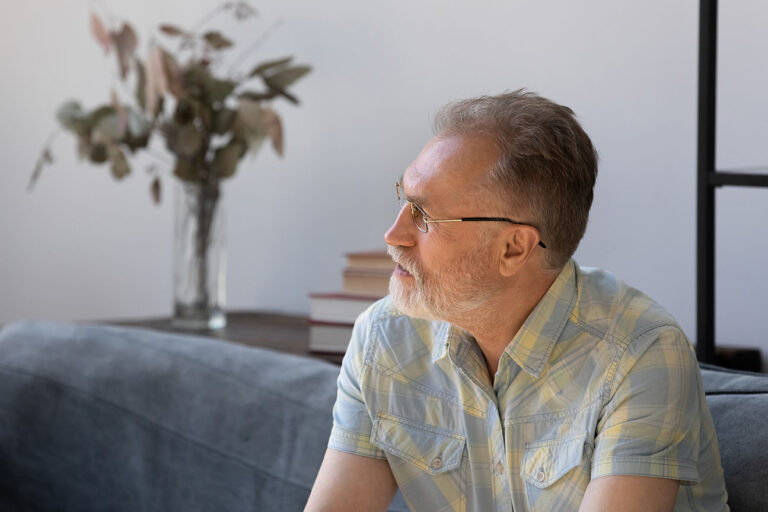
[{"left": 0, "top": 321, "right": 765, "bottom": 511}]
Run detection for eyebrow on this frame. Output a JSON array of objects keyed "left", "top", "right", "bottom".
[{"left": 398, "top": 171, "right": 429, "bottom": 209}]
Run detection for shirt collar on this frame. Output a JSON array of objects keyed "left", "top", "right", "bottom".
[
  {"left": 432, "top": 322, "right": 457, "bottom": 363},
  {"left": 503, "top": 259, "right": 579, "bottom": 378}
]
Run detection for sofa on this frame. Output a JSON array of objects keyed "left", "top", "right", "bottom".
[{"left": 0, "top": 321, "right": 765, "bottom": 511}]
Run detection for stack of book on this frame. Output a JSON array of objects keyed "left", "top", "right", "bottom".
[{"left": 309, "top": 250, "right": 394, "bottom": 353}]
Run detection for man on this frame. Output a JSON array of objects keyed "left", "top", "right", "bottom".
[{"left": 306, "top": 91, "right": 729, "bottom": 511}]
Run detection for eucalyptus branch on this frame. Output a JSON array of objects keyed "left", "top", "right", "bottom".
[
  {"left": 28, "top": 129, "right": 62, "bottom": 192},
  {"left": 188, "top": 2, "right": 231, "bottom": 34},
  {"left": 173, "top": 2, "right": 232, "bottom": 55},
  {"left": 228, "top": 17, "right": 284, "bottom": 78}
]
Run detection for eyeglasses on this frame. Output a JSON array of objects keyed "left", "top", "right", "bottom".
[{"left": 396, "top": 182, "right": 547, "bottom": 249}]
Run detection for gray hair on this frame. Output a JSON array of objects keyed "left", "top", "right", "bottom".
[{"left": 434, "top": 90, "right": 598, "bottom": 270}]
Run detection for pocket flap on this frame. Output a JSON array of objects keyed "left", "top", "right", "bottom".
[
  {"left": 521, "top": 434, "right": 588, "bottom": 488},
  {"left": 372, "top": 413, "right": 465, "bottom": 475}
]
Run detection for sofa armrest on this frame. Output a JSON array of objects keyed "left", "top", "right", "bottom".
[{"left": 701, "top": 363, "right": 768, "bottom": 511}]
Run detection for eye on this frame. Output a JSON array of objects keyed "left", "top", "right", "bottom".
[{"left": 412, "top": 203, "right": 429, "bottom": 231}]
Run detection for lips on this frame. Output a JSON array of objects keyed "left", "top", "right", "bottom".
[{"left": 395, "top": 263, "right": 413, "bottom": 276}]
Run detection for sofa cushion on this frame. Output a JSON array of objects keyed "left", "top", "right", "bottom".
[
  {"left": 700, "top": 363, "right": 768, "bottom": 511},
  {"left": 0, "top": 320, "right": 409, "bottom": 511}
]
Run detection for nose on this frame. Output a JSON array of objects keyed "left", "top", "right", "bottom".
[{"left": 384, "top": 203, "right": 417, "bottom": 248}]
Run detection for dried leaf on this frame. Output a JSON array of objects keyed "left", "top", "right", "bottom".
[
  {"left": 107, "top": 144, "right": 130, "bottom": 179},
  {"left": 151, "top": 177, "right": 161, "bottom": 204},
  {"left": 126, "top": 107, "right": 150, "bottom": 138},
  {"left": 230, "top": 1, "right": 258, "bottom": 20},
  {"left": 159, "top": 24, "right": 187, "bottom": 37},
  {"left": 90, "top": 12, "right": 111, "bottom": 54},
  {"left": 145, "top": 45, "right": 168, "bottom": 116},
  {"left": 112, "top": 23, "right": 138, "bottom": 80},
  {"left": 203, "top": 31, "right": 233, "bottom": 50},
  {"left": 56, "top": 101, "right": 87, "bottom": 132},
  {"left": 237, "top": 90, "right": 274, "bottom": 102},
  {"left": 134, "top": 58, "right": 147, "bottom": 110},
  {"left": 181, "top": 64, "right": 210, "bottom": 100},
  {"left": 206, "top": 78, "right": 236, "bottom": 104},
  {"left": 88, "top": 105, "right": 122, "bottom": 141},
  {"left": 213, "top": 138, "right": 247, "bottom": 178},
  {"left": 173, "top": 158, "right": 200, "bottom": 182},
  {"left": 248, "top": 56, "right": 292, "bottom": 77},
  {"left": 77, "top": 134, "right": 91, "bottom": 160},
  {"left": 89, "top": 143, "right": 109, "bottom": 164},
  {"left": 262, "top": 107, "right": 283, "bottom": 157},
  {"left": 93, "top": 110, "right": 123, "bottom": 141},
  {"left": 172, "top": 99, "right": 195, "bottom": 125},
  {"left": 212, "top": 108, "right": 236, "bottom": 134},
  {"left": 111, "top": 89, "right": 128, "bottom": 136},
  {"left": 264, "top": 65, "right": 311, "bottom": 90},
  {"left": 232, "top": 98, "right": 267, "bottom": 154},
  {"left": 122, "top": 108, "right": 151, "bottom": 151},
  {"left": 174, "top": 124, "right": 203, "bottom": 158},
  {"left": 160, "top": 49, "right": 184, "bottom": 98}
]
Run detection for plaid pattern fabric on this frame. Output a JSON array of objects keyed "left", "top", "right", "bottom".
[{"left": 329, "top": 260, "right": 729, "bottom": 511}]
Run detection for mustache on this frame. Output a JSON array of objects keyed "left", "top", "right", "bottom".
[{"left": 387, "top": 246, "right": 422, "bottom": 278}]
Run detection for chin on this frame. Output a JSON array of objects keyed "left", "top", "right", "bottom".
[{"left": 389, "top": 278, "right": 439, "bottom": 320}]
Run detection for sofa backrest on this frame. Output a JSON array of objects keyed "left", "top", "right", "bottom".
[{"left": 1, "top": 321, "right": 764, "bottom": 511}]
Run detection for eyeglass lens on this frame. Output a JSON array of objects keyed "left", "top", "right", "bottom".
[{"left": 397, "top": 182, "right": 428, "bottom": 232}]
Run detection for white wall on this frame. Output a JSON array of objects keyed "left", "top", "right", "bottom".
[{"left": 2, "top": 0, "right": 767, "bottom": 369}]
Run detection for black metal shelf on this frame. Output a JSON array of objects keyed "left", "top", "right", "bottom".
[
  {"left": 708, "top": 172, "right": 768, "bottom": 188},
  {"left": 697, "top": 0, "right": 766, "bottom": 370}
]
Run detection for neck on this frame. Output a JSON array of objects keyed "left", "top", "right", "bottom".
[{"left": 446, "top": 267, "right": 559, "bottom": 382}]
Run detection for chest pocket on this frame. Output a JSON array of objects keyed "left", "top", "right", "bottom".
[
  {"left": 521, "top": 434, "right": 591, "bottom": 510},
  {"left": 372, "top": 413, "right": 465, "bottom": 474}
]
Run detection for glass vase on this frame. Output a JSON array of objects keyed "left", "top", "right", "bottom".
[{"left": 172, "top": 179, "right": 227, "bottom": 329}]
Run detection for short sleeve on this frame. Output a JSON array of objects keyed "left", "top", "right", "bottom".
[
  {"left": 328, "top": 305, "right": 386, "bottom": 459},
  {"left": 591, "top": 327, "right": 702, "bottom": 485}
]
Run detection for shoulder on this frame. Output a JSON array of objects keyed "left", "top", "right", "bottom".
[
  {"left": 570, "top": 265, "right": 698, "bottom": 390},
  {"left": 574, "top": 265, "right": 682, "bottom": 347}
]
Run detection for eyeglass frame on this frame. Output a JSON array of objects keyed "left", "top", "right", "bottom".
[{"left": 396, "top": 182, "right": 547, "bottom": 249}]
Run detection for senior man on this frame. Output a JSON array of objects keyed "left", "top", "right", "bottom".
[{"left": 306, "top": 91, "right": 729, "bottom": 511}]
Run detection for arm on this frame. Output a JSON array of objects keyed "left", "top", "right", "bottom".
[
  {"left": 305, "top": 448, "right": 398, "bottom": 512},
  {"left": 578, "top": 475, "right": 680, "bottom": 512}
]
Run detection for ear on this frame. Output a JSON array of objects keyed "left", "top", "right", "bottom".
[{"left": 498, "top": 226, "right": 541, "bottom": 277}]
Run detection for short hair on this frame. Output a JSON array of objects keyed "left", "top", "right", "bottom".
[{"left": 434, "top": 90, "right": 598, "bottom": 270}]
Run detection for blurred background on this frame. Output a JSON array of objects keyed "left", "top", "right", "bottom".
[{"left": 1, "top": 0, "right": 766, "bottom": 369}]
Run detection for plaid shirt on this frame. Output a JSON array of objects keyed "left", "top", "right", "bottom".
[{"left": 329, "top": 260, "right": 729, "bottom": 511}]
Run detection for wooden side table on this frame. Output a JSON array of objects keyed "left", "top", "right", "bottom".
[{"left": 107, "top": 310, "right": 344, "bottom": 365}]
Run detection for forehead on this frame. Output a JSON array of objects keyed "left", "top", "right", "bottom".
[{"left": 400, "top": 134, "right": 499, "bottom": 209}]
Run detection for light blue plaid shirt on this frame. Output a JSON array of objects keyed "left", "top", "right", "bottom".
[{"left": 329, "top": 260, "right": 729, "bottom": 511}]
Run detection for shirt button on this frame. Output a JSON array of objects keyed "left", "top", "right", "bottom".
[
  {"left": 430, "top": 457, "right": 443, "bottom": 470},
  {"left": 496, "top": 461, "right": 504, "bottom": 475},
  {"left": 536, "top": 467, "right": 546, "bottom": 482}
]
